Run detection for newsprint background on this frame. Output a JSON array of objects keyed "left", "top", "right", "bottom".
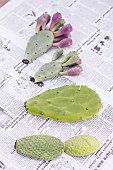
[{"left": 0, "top": 0, "right": 113, "bottom": 169}]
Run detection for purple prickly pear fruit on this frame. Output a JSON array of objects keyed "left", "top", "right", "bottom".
[
  {"left": 49, "top": 12, "right": 62, "bottom": 31},
  {"left": 53, "top": 38, "right": 72, "bottom": 48},
  {"left": 54, "top": 24, "right": 73, "bottom": 37},
  {"left": 41, "top": 13, "right": 51, "bottom": 30},
  {"left": 53, "top": 34, "right": 70, "bottom": 43},
  {"left": 75, "top": 58, "right": 82, "bottom": 65},
  {"left": 36, "top": 12, "right": 51, "bottom": 33},
  {"left": 60, "top": 65, "right": 83, "bottom": 76}
]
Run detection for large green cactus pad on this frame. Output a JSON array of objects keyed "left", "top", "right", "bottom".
[
  {"left": 64, "top": 134, "right": 100, "bottom": 156},
  {"left": 15, "top": 135, "right": 64, "bottom": 160},
  {"left": 25, "top": 85, "right": 102, "bottom": 122},
  {"left": 23, "top": 30, "right": 54, "bottom": 63}
]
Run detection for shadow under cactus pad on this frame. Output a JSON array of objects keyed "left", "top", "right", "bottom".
[{"left": 25, "top": 85, "right": 102, "bottom": 122}]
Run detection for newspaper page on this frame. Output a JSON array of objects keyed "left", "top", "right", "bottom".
[{"left": 0, "top": 0, "right": 113, "bottom": 169}]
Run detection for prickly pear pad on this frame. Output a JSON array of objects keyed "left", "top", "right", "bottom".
[
  {"left": 64, "top": 134, "right": 100, "bottom": 156},
  {"left": 34, "top": 61, "right": 63, "bottom": 82},
  {"left": 15, "top": 135, "right": 64, "bottom": 160},
  {"left": 25, "top": 85, "right": 102, "bottom": 122},
  {"left": 31, "top": 50, "right": 82, "bottom": 83},
  {"left": 22, "top": 12, "right": 73, "bottom": 64},
  {"left": 24, "top": 30, "right": 54, "bottom": 63}
]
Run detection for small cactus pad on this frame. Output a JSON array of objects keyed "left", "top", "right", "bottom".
[
  {"left": 34, "top": 61, "right": 63, "bottom": 82},
  {"left": 23, "top": 30, "right": 54, "bottom": 63},
  {"left": 25, "top": 85, "right": 102, "bottom": 122},
  {"left": 31, "top": 50, "right": 82, "bottom": 83},
  {"left": 52, "top": 48, "right": 64, "bottom": 61},
  {"left": 15, "top": 135, "right": 64, "bottom": 160},
  {"left": 64, "top": 134, "right": 100, "bottom": 156}
]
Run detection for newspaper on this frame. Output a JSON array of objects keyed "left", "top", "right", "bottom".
[{"left": 0, "top": 0, "right": 113, "bottom": 169}]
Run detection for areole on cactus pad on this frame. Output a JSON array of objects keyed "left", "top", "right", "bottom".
[
  {"left": 22, "top": 12, "right": 73, "bottom": 64},
  {"left": 25, "top": 85, "right": 102, "bottom": 122}
]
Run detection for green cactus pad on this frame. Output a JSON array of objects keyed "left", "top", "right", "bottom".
[
  {"left": 64, "top": 134, "right": 100, "bottom": 156},
  {"left": 25, "top": 85, "right": 102, "bottom": 122},
  {"left": 34, "top": 61, "right": 63, "bottom": 82},
  {"left": 52, "top": 48, "right": 64, "bottom": 61},
  {"left": 30, "top": 50, "right": 82, "bottom": 83},
  {"left": 23, "top": 30, "right": 54, "bottom": 63},
  {"left": 15, "top": 135, "right": 64, "bottom": 160}
]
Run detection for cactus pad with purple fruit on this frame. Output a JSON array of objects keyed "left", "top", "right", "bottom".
[
  {"left": 22, "top": 12, "right": 73, "bottom": 64},
  {"left": 30, "top": 49, "right": 82, "bottom": 83},
  {"left": 25, "top": 85, "right": 102, "bottom": 122}
]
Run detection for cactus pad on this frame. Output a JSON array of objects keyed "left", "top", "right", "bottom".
[
  {"left": 22, "top": 12, "right": 73, "bottom": 64},
  {"left": 64, "top": 134, "right": 100, "bottom": 156},
  {"left": 15, "top": 135, "right": 64, "bottom": 160},
  {"left": 31, "top": 50, "right": 82, "bottom": 83},
  {"left": 34, "top": 61, "right": 63, "bottom": 82},
  {"left": 23, "top": 31, "right": 54, "bottom": 63},
  {"left": 25, "top": 85, "right": 102, "bottom": 122}
]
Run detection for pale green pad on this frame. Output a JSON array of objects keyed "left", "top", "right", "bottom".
[
  {"left": 15, "top": 135, "right": 64, "bottom": 160},
  {"left": 25, "top": 85, "right": 102, "bottom": 122},
  {"left": 64, "top": 134, "right": 100, "bottom": 156},
  {"left": 34, "top": 61, "right": 63, "bottom": 82},
  {"left": 24, "top": 30, "right": 54, "bottom": 63}
]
